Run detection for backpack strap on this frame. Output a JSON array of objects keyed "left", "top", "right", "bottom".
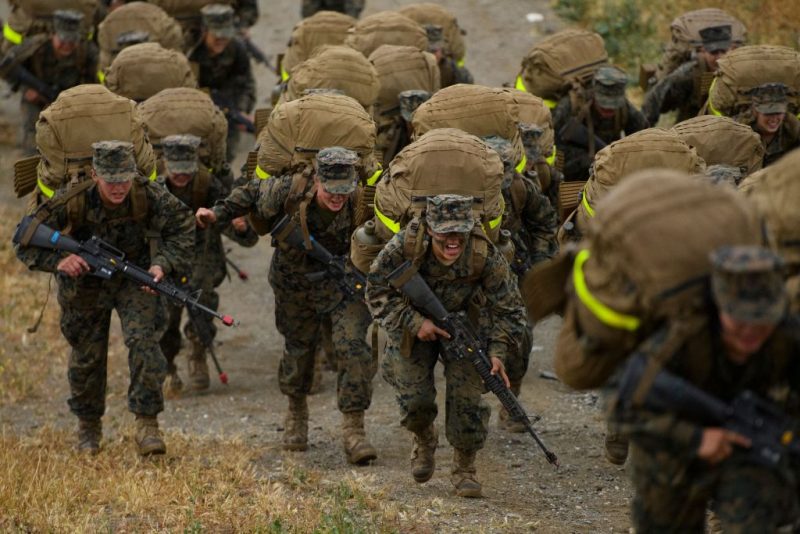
[{"left": 191, "top": 167, "right": 212, "bottom": 211}]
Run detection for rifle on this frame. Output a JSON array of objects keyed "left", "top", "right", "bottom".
[
  {"left": 386, "top": 260, "right": 559, "bottom": 467},
  {"left": 0, "top": 54, "right": 59, "bottom": 103},
  {"left": 225, "top": 253, "right": 249, "bottom": 281},
  {"left": 210, "top": 90, "right": 255, "bottom": 134},
  {"left": 13, "top": 216, "right": 236, "bottom": 327},
  {"left": 240, "top": 35, "right": 278, "bottom": 75},
  {"left": 557, "top": 117, "right": 607, "bottom": 152},
  {"left": 617, "top": 351, "right": 800, "bottom": 469},
  {"left": 271, "top": 214, "right": 366, "bottom": 299}
]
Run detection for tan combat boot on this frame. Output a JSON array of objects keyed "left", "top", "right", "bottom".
[
  {"left": 451, "top": 448, "right": 482, "bottom": 498},
  {"left": 342, "top": 411, "right": 377, "bottom": 465},
  {"left": 135, "top": 415, "right": 166, "bottom": 456},
  {"left": 604, "top": 432, "right": 629, "bottom": 465},
  {"left": 283, "top": 395, "right": 309, "bottom": 451},
  {"left": 76, "top": 417, "right": 102, "bottom": 454},
  {"left": 410, "top": 424, "right": 438, "bottom": 483},
  {"left": 187, "top": 342, "right": 210, "bottom": 391},
  {"left": 499, "top": 382, "right": 528, "bottom": 433}
]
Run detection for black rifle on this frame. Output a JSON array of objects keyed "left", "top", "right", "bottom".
[
  {"left": 558, "top": 117, "right": 607, "bottom": 152},
  {"left": 210, "top": 90, "right": 255, "bottom": 134},
  {"left": 241, "top": 35, "right": 278, "bottom": 75},
  {"left": 13, "top": 216, "right": 237, "bottom": 327},
  {"left": 618, "top": 351, "right": 800, "bottom": 469},
  {"left": 0, "top": 54, "right": 59, "bottom": 103},
  {"left": 271, "top": 214, "right": 366, "bottom": 299},
  {"left": 387, "top": 261, "right": 559, "bottom": 467},
  {"left": 224, "top": 252, "right": 249, "bottom": 281}
]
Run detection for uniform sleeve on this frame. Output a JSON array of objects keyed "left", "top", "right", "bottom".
[
  {"left": 208, "top": 176, "right": 259, "bottom": 247},
  {"left": 641, "top": 62, "right": 694, "bottom": 125},
  {"left": 13, "top": 202, "right": 70, "bottom": 273},
  {"left": 366, "top": 234, "right": 426, "bottom": 339},
  {"left": 551, "top": 96, "right": 572, "bottom": 140},
  {"left": 480, "top": 247, "right": 528, "bottom": 363},
  {"left": 625, "top": 102, "right": 650, "bottom": 134},
  {"left": 521, "top": 176, "right": 559, "bottom": 264},
  {"left": 148, "top": 184, "right": 195, "bottom": 276},
  {"left": 212, "top": 175, "right": 291, "bottom": 228},
  {"left": 616, "top": 409, "right": 703, "bottom": 457}
]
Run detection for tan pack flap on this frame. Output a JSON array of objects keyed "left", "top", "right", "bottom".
[
  {"left": 147, "top": 0, "right": 227, "bottom": 19},
  {"left": 344, "top": 11, "right": 428, "bottom": 58},
  {"left": 105, "top": 42, "right": 197, "bottom": 102},
  {"left": 369, "top": 45, "right": 440, "bottom": 118},
  {"left": 282, "top": 10, "right": 356, "bottom": 75},
  {"left": 670, "top": 8, "right": 746, "bottom": 46},
  {"left": 398, "top": 3, "right": 466, "bottom": 61},
  {"left": 672, "top": 115, "right": 764, "bottom": 176},
  {"left": 14, "top": 156, "right": 41, "bottom": 198}
]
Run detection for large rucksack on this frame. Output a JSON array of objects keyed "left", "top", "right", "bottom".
[
  {"left": 280, "top": 10, "right": 356, "bottom": 81},
  {"left": 96, "top": 1, "right": 185, "bottom": 71},
  {"left": 146, "top": 0, "right": 229, "bottom": 20},
  {"left": 576, "top": 128, "right": 706, "bottom": 232},
  {"left": 138, "top": 87, "right": 228, "bottom": 173},
  {"left": 398, "top": 3, "right": 466, "bottom": 63},
  {"left": 672, "top": 115, "right": 764, "bottom": 176},
  {"left": 553, "top": 171, "right": 761, "bottom": 389},
  {"left": 281, "top": 45, "right": 380, "bottom": 111},
  {"left": 350, "top": 127, "right": 504, "bottom": 273},
  {"left": 344, "top": 11, "right": 428, "bottom": 59},
  {"left": 515, "top": 29, "right": 608, "bottom": 108},
  {"left": 104, "top": 42, "right": 197, "bottom": 102},
  {"left": 706, "top": 45, "right": 800, "bottom": 118},
  {"left": 3, "top": 0, "right": 98, "bottom": 50},
  {"left": 31, "top": 84, "right": 156, "bottom": 199}
]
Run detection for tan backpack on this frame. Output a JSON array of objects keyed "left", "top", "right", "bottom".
[
  {"left": 96, "top": 2, "right": 185, "bottom": 71},
  {"left": 672, "top": 115, "right": 763, "bottom": 176},
  {"left": 4, "top": 0, "right": 98, "bottom": 47},
  {"left": 412, "top": 84, "right": 525, "bottom": 166},
  {"left": 554, "top": 171, "right": 761, "bottom": 389},
  {"left": 707, "top": 45, "right": 800, "bottom": 118},
  {"left": 282, "top": 45, "right": 380, "bottom": 111},
  {"left": 104, "top": 42, "right": 197, "bottom": 102},
  {"left": 281, "top": 10, "right": 356, "bottom": 81},
  {"left": 344, "top": 11, "right": 428, "bottom": 58},
  {"left": 147, "top": 0, "right": 228, "bottom": 20},
  {"left": 398, "top": 3, "right": 466, "bottom": 62},
  {"left": 576, "top": 128, "right": 706, "bottom": 232},
  {"left": 137, "top": 87, "right": 228, "bottom": 173},
  {"left": 515, "top": 29, "right": 608, "bottom": 108},
  {"left": 654, "top": 9, "right": 746, "bottom": 82},
  {"left": 33, "top": 84, "right": 156, "bottom": 199},
  {"left": 369, "top": 44, "right": 440, "bottom": 120}
]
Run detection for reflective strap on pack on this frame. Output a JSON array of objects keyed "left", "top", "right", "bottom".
[
  {"left": 149, "top": 166, "right": 157, "bottom": 181},
  {"left": 374, "top": 202, "right": 400, "bottom": 234},
  {"left": 456, "top": 57, "right": 465, "bottom": 68},
  {"left": 546, "top": 145, "right": 557, "bottom": 167},
  {"left": 367, "top": 165, "right": 382, "bottom": 186},
  {"left": 707, "top": 78, "right": 724, "bottom": 117},
  {"left": 280, "top": 65, "right": 290, "bottom": 82},
  {"left": 487, "top": 212, "right": 503, "bottom": 230},
  {"left": 581, "top": 182, "right": 595, "bottom": 217},
  {"left": 4, "top": 22, "right": 23, "bottom": 45},
  {"left": 97, "top": 70, "right": 105, "bottom": 84},
  {"left": 544, "top": 98, "right": 557, "bottom": 109},
  {"left": 573, "top": 249, "right": 641, "bottom": 331},
  {"left": 515, "top": 75, "right": 527, "bottom": 92},
  {"left": 515, "top": 154, "right": 527, "bottom": 174},
  {"left": 37, "top": 178, "right": 55, "bottom": 198},
  {"left": 255, "top": 165, "right": 270, "bottom": 179}
]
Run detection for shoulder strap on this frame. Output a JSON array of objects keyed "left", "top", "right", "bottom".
[
  {"left": 191, "top": 167, "right": 212, "bottom": 210},
  {"left": 509, "top": 174, "right": 527, "bottom": 215}
]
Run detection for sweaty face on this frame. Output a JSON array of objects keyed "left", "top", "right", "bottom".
[
  {"left": 204, "top": 32, "right": 231, "bottom": 55},
  {"left": 427, "top": 228, "right": 468, "bottom": 265},
  {"left": 52, "top": 34, "right": 78, "bottom": 57},
  {"left": 167, "top": 172, "right": 193, "bottom": 189},
  {"left": 93, "top": 173, "right": 132, "bottom": 206},
  {"left": 719, "top": 312, "right": 776, "bottom": 364},
  {"left": 314, "top": 178, "right": 348, "bottom": 212},
  {"left": 698, "top": 47, "right": 727, "bottom": 70},
  {"left": 754, "top": 111, "right": 785, "bottom": 135}
]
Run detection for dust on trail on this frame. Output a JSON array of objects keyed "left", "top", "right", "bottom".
[{"left": 0, "top": 1, "right": 632, "bottom": 531}]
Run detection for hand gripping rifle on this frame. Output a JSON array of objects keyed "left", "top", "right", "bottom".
[
  {"left": 618, "top": 351, "right": 800, "bottom": 469},
  {"left": 271, "top": 214, "right": 366, "bottom": 299},
  {"left": 13, "top": 216, "right": 237, "bottom": 329},
  {"left": 387, "top": 260, "right": 559, "bottom": 467}
]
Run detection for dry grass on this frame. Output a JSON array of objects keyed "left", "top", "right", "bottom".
[{"left": 0, "top": 426, "right": 404, "bottom": 532}]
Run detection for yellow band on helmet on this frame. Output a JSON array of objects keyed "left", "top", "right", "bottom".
[{"left": 573, "top": 249, "right": 641, "bottom": 331}]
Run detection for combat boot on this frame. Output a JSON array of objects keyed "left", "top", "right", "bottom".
[
  {"left": 283, "top": 395, "right": 309, "bottom": 451},
  {"left": 163, "top": 370, "right": 183, "bottom": 399},
  {"left": 342, "top": 411, "right": 377, "bottom": 465},
  {"left": 76, "top": 417, "right": 102, "bottom": 454},
  {"left": 135, "top": 415, "right": 166, "bottom": 456},
  {"left": 499, "top": 382, "right": 528, "bottom": 433},
  {"left": 187, "top": 342, "right": 210, "bottom": 391},
  {"left": 451, "top": 448, "right": 482, "bottom": 498},
  {"left": 604, "top": 432, "right": 629, "bottom": 465},
  {"left": 410, "top": 424, "right": 438, "bottom": 483}
]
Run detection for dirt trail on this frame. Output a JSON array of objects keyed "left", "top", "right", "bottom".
[{"left": 0, "top": 1, "right": 632, "bottom": 531}]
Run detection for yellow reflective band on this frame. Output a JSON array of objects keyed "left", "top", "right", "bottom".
[
  {"left": 97, "top": 70, "right": 105, "bottom": 84},
  {"left": 374, "top": 203, "right": 400, "bottom": 234},
  {"left": 488, "top": 212, "right": 503, "bottom": 230},
  {"left": 255, "top": 165, "right": 270, "bottom": 179},
  {"left": 149, "top": 166, "right": 157, "bottom": 181},
  {"left": 707, "top": 78, "right": 723, "bottom": 117},
  {"left": 38, "top": 178, "right": 55, "bottom": 198},
  {"left": 573, "top": 249, "right": 641, "bottom": 331},
  {"left": 3, "top": 23, "right": 22, "bottom": 45},
  {"left": 514, "top": 75, "right": 527, "bottom": 92},
  {"left": 281, "top": 66, "right": 290, "bottom": 82},
  {"left": 515, "top": 154, "right": 527, "bottom": 174},
  {"left": 546, "top": 145, "right": 557, "bottom": 167},
  {"left": 367, "top": 166, "right": 382, "bottom": 186},
  {"left": 544, "top": 98, "right": 557, "bottom": 109},
  {"left": 456, "top": 57, "right": 465, "bottom": 68},
  {"left": 581, "top": 184, "right": 595, "bottom": 218}
]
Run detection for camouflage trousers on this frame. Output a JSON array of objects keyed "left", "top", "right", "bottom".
[
  {"left": 57, "top": 275, "right": 167, "bottom": 419},
  {"left": 505, "top": 321, "right": 533, "bottom": 388},
  {"left": 382, "top": 338, "right": 490, "bottom": 452},
  {"left": 159, "top": 286, "right": 219, "bottom": 372},
  {"left": 629, "top": 442, "right": 800, "bottom": 533},
  {"left": 300, "top": 0, "right": 365, "bottom": 18},
  {"left": 273, "top": 285, "right": 376, "bottom": 412}
]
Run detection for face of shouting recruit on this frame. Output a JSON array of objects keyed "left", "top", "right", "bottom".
[
  {"left": 92, "top": 171, "right": 132, "bottom": 207},
  {"left": 427, "top": 228, "right": 468, "bottom": 266},
  {"left": 754, "top": 110, "right": 785, "bottom": 136}
]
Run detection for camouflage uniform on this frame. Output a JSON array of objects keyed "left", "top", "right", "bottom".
[
  {"left": 553, "top": 67, "right": 649, "bottom": 182},
  {"left": 366, "top": 196, "right": 528, "bottom": 453},
  {"left": 210, "top": 149, "right": 376, "bottom": 415},
  {"left": 156, "top": 135, "right": 258, "bottom": 390},
  {"left": 8, "top": 11, "right": 99, "bottom": 155},
  {"left": 615, "top": 246, "right": 800, "bottom": 532},
  {"left": 377, "top": 90, "right": 431, "bottom": 167},
  {"left": 301, "top": 0, "right": 365, "bottom": 19},
  {"left": 425, "top": 23, "right": 472, "bottom": 88},
  {"left": 15, "top": 141, "right": 194, "bottom": 427},
  {"left": 189, "top": 5, "right": 256, "bottom": 162}
]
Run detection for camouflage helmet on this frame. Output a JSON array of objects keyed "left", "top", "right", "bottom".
[
  {"left": 482, "top": 135, "right": 515, "bottom": 188},
  {"left": 399, "top": 89, "right": 431, "bottom": 122},
  {"left": 710, "top": 245, "right": 787, "bottom": 324},
  {"left": 749, "top": 83, "right": 790, "bottom": 115},
  {"left": 92, "top": 140, "right": 138, "bottom": 183},
  {"left": 202, "top": 4, "right": 236, "bottom": 39},
  {"left": 424, "top": 24, "right": 446, "bottom": 53},
  {"left": 315, "top": 147, "right": 359, "bottom": 194},
  {"left": 519, "top": 123, "right": 545, "bottom": 162},
  {"left": 426, "top": 194, "right": 475, "bottom": 234},
  {"left": 703, "top": 164, "right": 744, "bottom": 188},
  {"left": 163, "top": 134, "right": 201, "bottom": 175},
  {"left": 699, "top": 24, "right": 732, "bottom": 53},
  {"left": 53, "top": 10, "right": 83, "bottom": 43},
  {"left": 593, "top": 66, "right": 628, "bottom": 110}
]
